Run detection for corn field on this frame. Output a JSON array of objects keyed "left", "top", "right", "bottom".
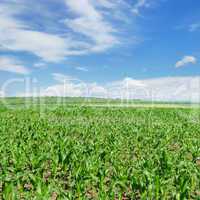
[{"left": 0, "top": 105, "right": 200, "bottom": 199}]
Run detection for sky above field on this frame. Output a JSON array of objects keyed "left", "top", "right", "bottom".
[{"left": 0, "top": 0, "right": 200, "bottom": 101}]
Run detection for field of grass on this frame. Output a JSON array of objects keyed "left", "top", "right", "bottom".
[{"left": 1, "top": 101, "right": 200, "bottom": 199}]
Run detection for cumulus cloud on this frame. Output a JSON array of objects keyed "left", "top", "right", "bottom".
[
  {"left": 175, "top": 56, "right": 197, "bottom": 68},
  {"left": 43, "top": 80, "right": 107, "bottom": 98},
  {"left": 17, "top": 75, "right": 200, "bottom": 102},
  {"left": 0, "top": 56, "right": 29, "bottom": 74},
  {"left": 0, "top": 90, "right": 5, "bottom": 97},
  {"left": 141, "top": 76, "right": 200, "bottom": 102}
]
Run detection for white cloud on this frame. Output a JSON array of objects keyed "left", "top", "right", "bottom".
[
  {"left": 140, "top": 76, "right": 200, "bottom": 102},
  {"left": 76, "top": 67, "right": 88, "bottom": 72},
  {"left": 132, "top": 0, "right": 150, "bottom": 16},
  {"left": 33, "top": 62, "right": 47, "bottom": 69},
  {"left": 0, "top": 2, "right": 98, "bottom": 62},
  {"left": 3, "top": 31, "right": 69, "bottom": 62},
  {"left": 64, "top": 0, "right": 119, "bottom": 52},
  {"left": 175, "top": 56, "right": 197, "bottom": 68},
  {"left": 88, "top": 83, "right": 107, "bottom": 97},
  {"left": 52, "top": 73, "right": 78, "bottom": 83},
  {"left": 93, "top": 0, "right": 116, "bottom": 9},
  {"left": 0, "top": 1, "right": 134, "bottom": 62},
  {"left": 0, "top": 0, "right": 156, "bottom": 63},
  {"left": 0, "top": 56, "right": 29, "bottom": 74},
  {"left": 18, "top": 75, "right": 200, "bottom": 102},
  {"left": 0, "top": 10, "right": 87, "bottom": 62},
  {"left": 0, "top": 90, "right": 5, "bottom": 97}
]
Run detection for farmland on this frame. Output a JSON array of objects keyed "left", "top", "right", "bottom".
[{"left": 0, "top": 100, "right": 200, "bottom": 199}]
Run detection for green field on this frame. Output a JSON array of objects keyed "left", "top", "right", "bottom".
[{"left": 1, "top": 101, "right": 200, "bottom": 199}]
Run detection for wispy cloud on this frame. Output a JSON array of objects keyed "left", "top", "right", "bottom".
[
  {"left": 0, "top": 56, "right": 29, "bottom": 74},
  {"left": 33, "top": 62, "right": 47, "bottom": 69},
  {"left": 0, "top": 0, "right": 139, "bottom": 63},
  {"left": 0, "top": 0, "right": 157, "bottom": 64},
  {"left": 52, "top": 73, "right": 78, "bottom": 83},
  {"left": 75, "top": 67, "right": 88, "bottom": 72},
  {"left": 64, "top": 0, "right": 119, "bottom": 52},
  {"left": 189, "top": 23, "right": 200, "bottom": 32},
  {"left": 93, "top": 0, "right": 116, "bottom": 9},
  {"left": 132, "top": 0, "right": 150, "bottom": 16},
  {"left": 0, "top": 3, "right": 89, "bottom": 62},
  {"left": 175, "top": 56, "right": 197, "bottom": 68}
]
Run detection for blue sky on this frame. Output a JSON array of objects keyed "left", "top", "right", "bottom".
[{"left": 0, "top": 0, "right": 200, "bottom": 101}]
